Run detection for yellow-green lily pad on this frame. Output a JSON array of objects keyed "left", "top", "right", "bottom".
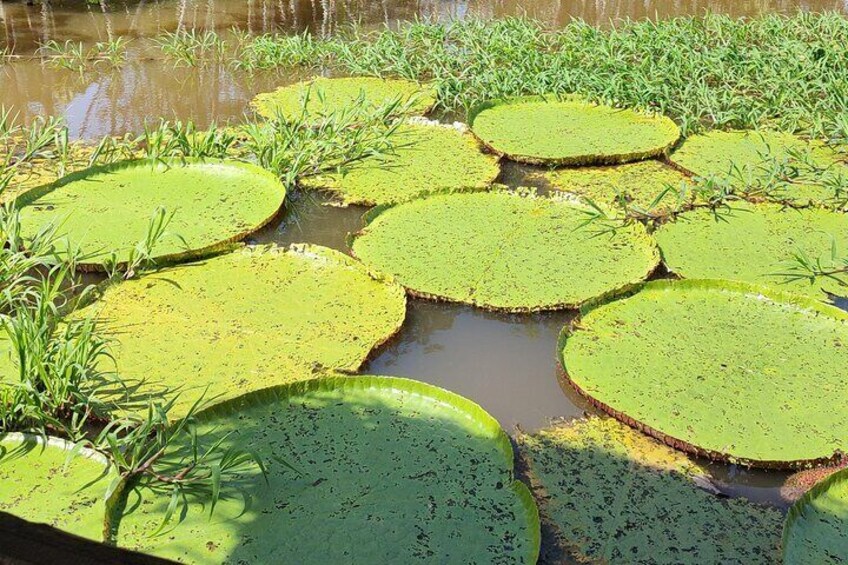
[{"left": 783, "top": 468, "right": 848, "bottom": 564}]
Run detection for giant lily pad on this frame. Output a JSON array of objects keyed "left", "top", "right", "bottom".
[
  {"left": 469, "top": 96, "right": 680, "bottom": 165},
  {"left": 113, "top": 376, "right": 540, "bottom": 564},
  {"left": 655, "top": 201, "right": 848, "bottom": 299},
  {"left": 536, "top": 159, "right": 691, "bottom": 216},
  {"left": 251, "top": 77, "right": 436, "bottom": 120},
  {"left": 16, "top": 159, "right": 286, "bottom": 269},
  {"left": 518, "top": 418, "right": 782, "bottom": 563},
  {"left": 0, "top": 433, "right": 114, "bottom": 541},
  {"left": 669, "top": 130, "right": 847, "bottom": 206},
  {"left": 350, "top": 191, "right": 659, "bottom": 311},
  {"left": 74, "top": 245, "right": 406, "bottom": 417},
  {"left": 560, "top": 279, "right": 848, "bottom": 468},
  {"left": 783, "top": 468, "right": 848, "bottom": 564},
  {"left": 300, "top": 123, "right": 500, "bottom": 206}
]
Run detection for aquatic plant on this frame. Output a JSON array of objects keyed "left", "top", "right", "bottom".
[
  {"left": 300, "top": 122, "right": 500, "bottom": 206},
  {"left": 154, "top": 30, "right": 226, "bottom": 67},
  {"left": 560, "top": 279, "right": 848, "bottom": 467},
  {"left": 518, "top": 417, "right": 782, "bottom": 563},
  {"left": 469, "top": 96, "right": 679, "bottom": 165},
  {"left": 15, "top": 158, "right": 286, "bottom": 268},
  {"left": 654, "top": 201, "right": 848, "bottom": 298},
  {"left": 38, "top": 38, "right": 130, "bottom": 72},
  {"left": 112, "top": 376, "right": 539, "bottom": 563},
  {"left": 350, "top": 190, "right": 659, "bottom": 311},
  {"left": 783, "top": 468, "right": 848, "bottom": 563}
]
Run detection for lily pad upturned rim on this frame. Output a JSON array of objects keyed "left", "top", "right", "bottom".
[
  {"left": 349, "top": 191, "right": 661, "bottom": 313},
  {"left": 558, "top": 278, "right": 848, "bottom": 470},
  {"left": 14, "top": 158, "right": 287, "bottom": 272},
  {"left": 468, "top": 95, "right": 681, "bottom": 166},
  {"left": 782, "top": 467, "right": 848, "bottom": 563},
  {"left": 112, "top": 375, "right": 541, "bottom": 563}
]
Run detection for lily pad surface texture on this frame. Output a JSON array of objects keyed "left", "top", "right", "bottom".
[
  {"left": 538, "top": 159, "right": 691, "bottom": 216},
  {"left": 251, "top": 77, "right": 435, "bottom": 119},
  {"left": 15, "top": 159, "right": 286, "bottom": 269},
  {"left": 560, "top": 279, "right": 848, "bottom": 468},
  {"left": 75, "top": 245, "right": 406, "bottom": 417},
  {"left": 655, "top": 201, "right": 848, "bottom": 299},
  {"left": 301, "top": 123, "right": 500, "bottom": 206},
  {"left": 350, "top": 191, "right": 659, "bottom": 311},
  {"left": 113, "top": 376, "right": 540, "bottom": 564},
  {"left": 469, "top": 96, "right": 680, "bottom": 165},
  {"left": 669, "top": 130, "right": 847, "bottom": 206},
  {"left": 519, "top": 418, "right": 782, "bottom": 564},
  {"left": 783, "top": 468, "right": 848, "bottom": 564},
  {"left": 0, "top": 433, "right": 114, "bottom": 541}
]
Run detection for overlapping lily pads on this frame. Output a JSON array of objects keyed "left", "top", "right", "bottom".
[
  {"left": 518, "top": 418, "right": 782, "bottom": 563},
  {"left": 669, "top": 130, "right": 847, "bottom": 206},
  {"left": 560, "top": 279, "right": 848, "bottom": 467},
  {"left": 469, "top": 96, "right": 680, "bottom": 165},
  {"left": 0, "top": 433, "right": 114, "bottom": 541},
  {"left": 300, "top": 123, "right": 500, "bottom": 206},
  {"left": 350, "top": 191, "right": 659, "bottom": 311},
  {"left": 15, "top": 159, "right": 286, "bottom": 269},
  {"left": 74, "top": 245, "right": 406, "bottom": 417},
  {"left": 537, "top": 159, "right": 691, "bottom": 215},
  {"left": 113, "top": 376, "right": 540, "bottom": 564},
  {"left": 783, "top": 468, "right": 848, "bottom": 564},
  {"left": 655, "top": 201, "right": 848, "bottom": 299},
  {"left": 251, "top": 77, "right": 436, "bottom": 119}
]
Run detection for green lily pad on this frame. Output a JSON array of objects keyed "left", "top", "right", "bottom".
[
  {"left": 655, "top": 201, "right": 848, "bottom": 299},
  {"left": 251, "top": 77, "right": 436, "bottom": 119},
  {"left": 113, "top": 376, "right": 540, "bottom": 564},
  {"left": 468, "top": 96, "right": 680, "bottom": 165},
  {"left": 16, "top": 159, "right": 286, "bottom": 269},
  {"left": 519, "top": 417, "right": 782, "bottom": 563},
  {"left": 783, "top": 468, "right": 848, "bottom": 564},
  {"left": 669, "top": 130, "right": 847, "bottom": 206},
  {"left": 536, "top": 159, "right": 691, "bottom": 216},
  {"left": 560, "top": 279, "right": 848, "bottom": 468},
  {"left": 0, "top": 433, "right": 114, "bottom": 541},
  {"left": 300, "top": 123, "right": 500, "bottom": 206},
  {"left": 74, "top": 245, "right": 406, "bottom": 417},
  {"left": 350, "top": 191, "right": 659, "bottom": 311}
]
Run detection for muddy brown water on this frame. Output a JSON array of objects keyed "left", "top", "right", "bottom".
[{"left": 2, "top": 0, "right": 836, "bottom": 519}]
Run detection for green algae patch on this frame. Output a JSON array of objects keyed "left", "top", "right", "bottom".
[
  {"left": 0, "top": 433, "right": 114, "bottom": 541},
  {"left": 536, "top": 159, "right": 691, "bottom": 216},
  {"left": 300, "top": 122, "right": 500, "bottom": 206},
  {"left": 783, "top": 468, "right": 848, "bottom": 564},
  {"left": 561, "top": 279, "right": 848, "bottom": 468},
  {"left": 655, "top": 201, "right": 848, "bottom": 299},
  {"left": 669, "top": 130, "right": 847, "bottom": 206},
  {"left": 113, "top": 375, "right": 540, "bottom": 564},
  {"left": 518, "top": 418, "right": 782, "bottom": 564},
  {"left": 350, "top": 191, "right": 659, "bottom": 311},
  {"left": 251, "top": 77, "right": 436, "bottom": 119},
  {"left": 15, "top": 159, "right": 286, "bottom": 270},
  {"left": 74, "top": 245, "right": 406, "bottom": 418},
  {"left": 468, "top": 96, "right": 680, "bottom": 166}
]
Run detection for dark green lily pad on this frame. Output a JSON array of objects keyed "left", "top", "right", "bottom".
[
  {"left": 74, "top": 245, "right": 406, "bottom": 417},
  {"left": 0, "top": 433, "right": 114, "bottom": 541},
  {"left": 300, "top": 122, "right": 500, "bottom": 206},
  {"left": 469, "top": 96, "right": 680, "bottom": 165},
  {"left": 519, "top": 417, "right": 782, "bottom": 563},
  {"left": 251, "top": 77, "right": 436, "bottom": 119},
  {"left": 561, "top": 279, "right": 848, "bottom": 468},
  {"left": 669, "top": 130, "right": 847, "bottom": 206},
  {"left": 783, "top": 468, "right": 848, "bottom": 564},
  {"left": 536, "top": 159, "right": 691, "bottom": 216},
  {"left": 655, "top": 201, "right": 848, "bottom": 298},
  {"left": 113, "top": 376, "right": 540, "bottom": 564},
  {"left": 16, "top": 159, "right": 286, "bottom": 269},
  {"left": 350, "top": 191, "right": 659, "bottom": 311}
]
